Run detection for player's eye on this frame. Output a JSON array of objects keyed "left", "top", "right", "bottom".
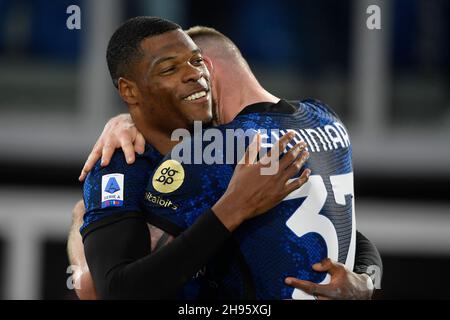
[
  {"left": 160, "top": 66, "right": 176, "bottom": 75},
  {"left": 191, "top": 57, "right": 204, "bottom": 66}
]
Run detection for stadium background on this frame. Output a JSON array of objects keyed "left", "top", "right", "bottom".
[{"left": 0, "top": 0, "right": 448, "bottom": 299}]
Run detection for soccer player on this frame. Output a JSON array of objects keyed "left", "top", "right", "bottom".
[
  {"left": 73, "top": 17, "right": 311, "bottom": 300},
  {"left": 70, "top": 17, "right": 381, "bottom": 299}
]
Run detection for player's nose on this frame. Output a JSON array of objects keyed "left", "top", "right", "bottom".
[{"left": 181, "top": 63, "right": 204, "bottom": 83}]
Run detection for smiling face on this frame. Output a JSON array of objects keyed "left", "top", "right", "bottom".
[{"left": 129, "top": 29, "right": 213, "bottom": 133}]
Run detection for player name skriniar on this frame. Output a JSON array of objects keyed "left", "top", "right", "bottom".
[
  {"left": 145, "top": 191, "right": 178, "bottom": 210},
  {"left": 170, "top": 120, "right": 351, "bottom": 166},
  {"left": 278, "top": 123, "right": 350, "bottom": 152}
]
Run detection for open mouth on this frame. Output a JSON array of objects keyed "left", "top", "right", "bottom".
[{"left": 183, "top": 90, "right": 208, "bottom": 101}]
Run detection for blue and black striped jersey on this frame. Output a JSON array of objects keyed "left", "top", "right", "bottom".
[{"left": 144, "top": 99, "right": 356, "bottom": 299}]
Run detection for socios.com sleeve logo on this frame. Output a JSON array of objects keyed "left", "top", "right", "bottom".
[{"left": 152, "top": 160, "right": 185, "bottom": 193}]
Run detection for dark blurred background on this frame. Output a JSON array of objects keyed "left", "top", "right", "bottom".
[{"left": 0, "top": 0, "right": 448, "bottom": 299}]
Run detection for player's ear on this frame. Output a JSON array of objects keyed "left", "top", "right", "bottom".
[
  {"left": 118, "top": 77, "right": 140, "bottom": 106},
  {"left": 202, "top": 55, "right": 214, "bottom": 78}
]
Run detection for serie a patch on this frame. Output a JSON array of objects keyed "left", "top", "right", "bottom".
[{"left": 101, "top": 173, "right": 124, "bottom": 208}]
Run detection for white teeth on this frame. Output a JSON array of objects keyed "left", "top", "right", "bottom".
[{"left": 184, "top": 90, "right": 207, "bottom": 101}]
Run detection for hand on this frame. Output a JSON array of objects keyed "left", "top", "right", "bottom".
[
  {"left": 213, "top": 132, "right": 311, "bottom": 231},
  {"left": 79, "top": 114, "right": 145, "bottom": 181},
  {"left": 285, "top": 258, "right": 374, "bottom": 300}
]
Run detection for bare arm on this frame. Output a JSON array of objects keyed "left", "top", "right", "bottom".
[{"left": 67, "top": 200, "right": 98, "bottom": 300}]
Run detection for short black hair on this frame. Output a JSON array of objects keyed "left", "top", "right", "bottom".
[{"left": 106, "top": 16, "right": 181, "bottom": 88}]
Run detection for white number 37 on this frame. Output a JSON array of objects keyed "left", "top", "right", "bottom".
[{"left": 283, "top": 172, "right": 356, "bottom": 299}]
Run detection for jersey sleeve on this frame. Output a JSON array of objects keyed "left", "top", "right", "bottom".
[
  {"left": 354, "top": 230, "right": 383, "bottom": 284},
  {"left": 83, "top": 207, "right": 231, "bottom": 299},
  {"left": 81, "top": 150, "right": 152, "bottom": 239}
]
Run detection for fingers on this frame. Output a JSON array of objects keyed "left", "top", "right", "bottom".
[
  {"left": 97, "top": 115, "right": 136, "bottom": 164},
  {"left": 312, "top": 258, "right": 341, "bottom": 274},
  {"left": 101, "top": 142, "right": 115, "bottom": 167},
  {"left": 118, "top": 132, "right": 136, "bottom": 164},
  {"left": 284, "top": 168, "right": 311, "bottom": 195},
  {"left": 260, "top": 132, "right": 295, "bottom": 164},
  {"left": 282, "top": 145, "right": 309, "bottom": 178},
  {"left": 101, "top": 132, "right": 141, "bottom": 167},
  {"left": 275, "top": 131, "right": 296, "bottom": 157},
  {"left": 79, "top": 146, "right": 102, "bottom": 181},
  {"left": 80, "top": 115, "right": 139, "bottom": 181},
  {"left": 79, "top": 167, "right": 89, "bottom": 182},
  {"left": 248, "top": 133, "right": 261, "bottom": 164},
  {"left": 285, "top": 277, "right": 320, "bottom": 296},
  {"left": 279, "top": 141, "right": 308, "bottom": 170},
  {"left": 285, "top": 277, "right": 334, "bottom": 299},
  {"left": 134, "top": 132, "right": 146, "bottom": 155},
  {"left": 122, "top": 141, "right": 136, "bottom": 164},
  {"left": 239, "top": 133, "right": 261, "bottom": 165}
]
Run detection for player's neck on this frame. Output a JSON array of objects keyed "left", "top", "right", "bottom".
[
  {"left": 239, "top": 84, "right": 280, "bottom": 114},
  {"left": 218, "top": 77, "right": 279, "bottom": 124},
  {"left": 138, "top": 126, "right": 177, "bottom": 156},
  {"left": 130, "top": 109, "right": 178, "bottom": 155}
]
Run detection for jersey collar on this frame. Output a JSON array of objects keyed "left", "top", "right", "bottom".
[{"left": 237, "top": 99, "right": 298, "bottom": 116}]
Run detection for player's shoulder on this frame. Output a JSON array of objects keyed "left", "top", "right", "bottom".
[
  {"left": 83, "top": 145, "right": 161, "bottom": 209},
  {"left": 83, "top": 154, "right": 127, "bottom": 193},
  {"left": 155, "top": 140, "right": 204, "bottom": 176},
  {"left": 81, "top": 145, "right": 161, "bottom": 236},
  {"left": 151, "top": 138, "right": 231, "bottom": 191},
  {"left": 85, "top": 143, "right": 162, "bottom": 182},
  {"left": 296, "top": 98, "right": 342, "bottom": 121},
  {"left": 82, "top": 148, "right": 152, "bottom": 210}
]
